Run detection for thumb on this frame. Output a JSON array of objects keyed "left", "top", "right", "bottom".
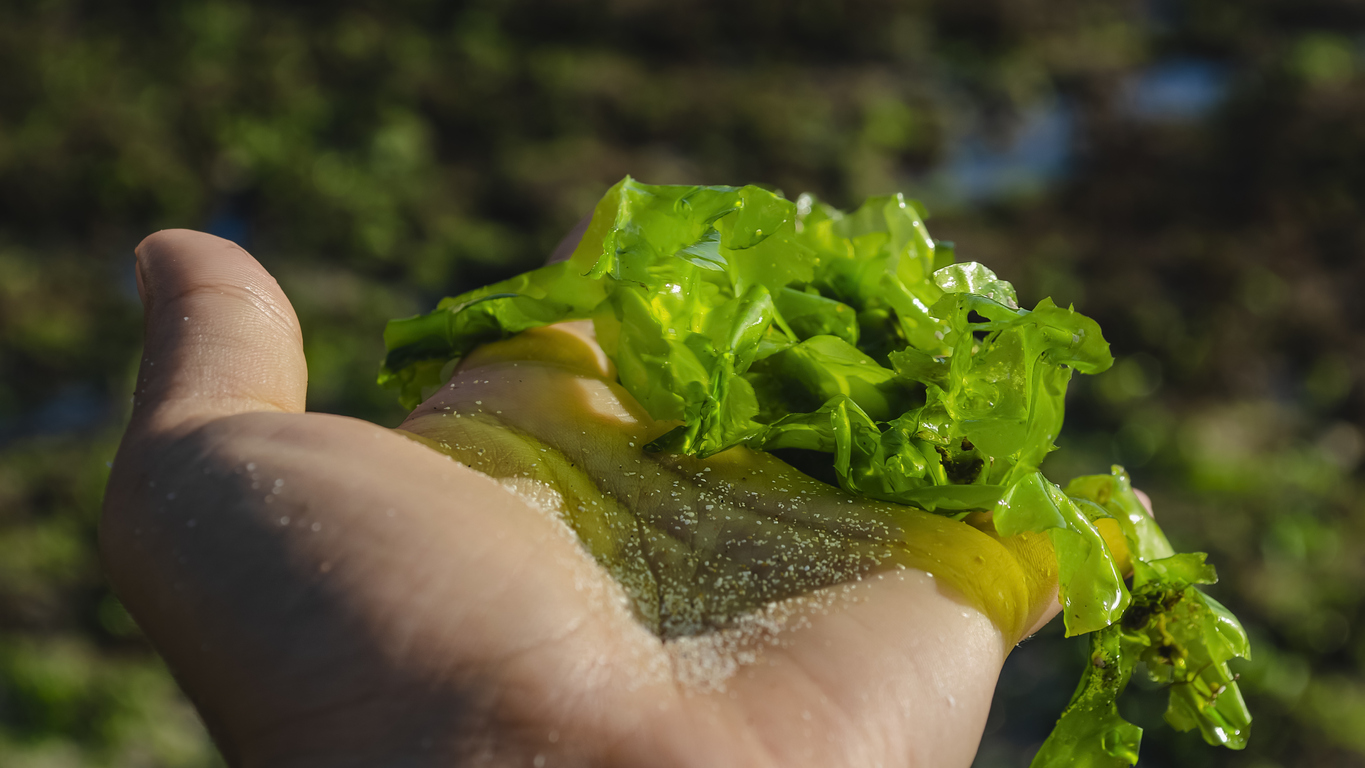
[{"left": 129, "top": 229, "right": 307, "bottom": 437}]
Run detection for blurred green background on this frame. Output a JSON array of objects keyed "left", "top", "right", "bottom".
[{"left": 1, "top": 0, "right": 1362, "bottom": 765}]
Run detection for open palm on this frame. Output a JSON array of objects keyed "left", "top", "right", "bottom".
[{"left": 102, "top": 230, "right": 1061, "bottom": 768}]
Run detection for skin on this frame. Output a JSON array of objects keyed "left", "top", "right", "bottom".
[{"left": 102, "top": 229, "right": 1101, "bottom": 768}]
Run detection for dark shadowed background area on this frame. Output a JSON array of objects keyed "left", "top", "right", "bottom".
[{"left": 2, "top": 0, "right": 1363, "bottom": 765}]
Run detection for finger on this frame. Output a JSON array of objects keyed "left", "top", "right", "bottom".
[{"left": 130, "top": 230, "right": 307, "bottom": 436}]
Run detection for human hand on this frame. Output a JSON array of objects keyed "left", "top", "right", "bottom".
[{"left": 102, "top": 230, "right": 1063, "bottom": 767}]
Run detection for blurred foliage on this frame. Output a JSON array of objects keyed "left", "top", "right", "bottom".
[{"left": 1, "top": 0, "right": 1363, "bottom": 765}]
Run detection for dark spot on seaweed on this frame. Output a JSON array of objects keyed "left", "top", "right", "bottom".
[{"left": 945, "top": 457, "right": 984, "bottom": 484}]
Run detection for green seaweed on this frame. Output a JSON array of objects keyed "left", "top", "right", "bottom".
[{"left": 380, "top": 178, "right": 1250, "bottom": 764}]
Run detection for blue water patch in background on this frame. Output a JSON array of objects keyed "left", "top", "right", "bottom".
[
  {"left": 927, "top": 58, "right": 1229, "bottom": 206},
  {"left": 1122, "top": 59, "right": 1230, "bottom": 121},
  {"left": 936, "top": 99, "right": 1075, "bottom": 204}
]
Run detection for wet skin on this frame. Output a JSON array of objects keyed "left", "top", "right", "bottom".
[{"left": 102, "top": 229, "right": 1073, "bottom": 768}]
